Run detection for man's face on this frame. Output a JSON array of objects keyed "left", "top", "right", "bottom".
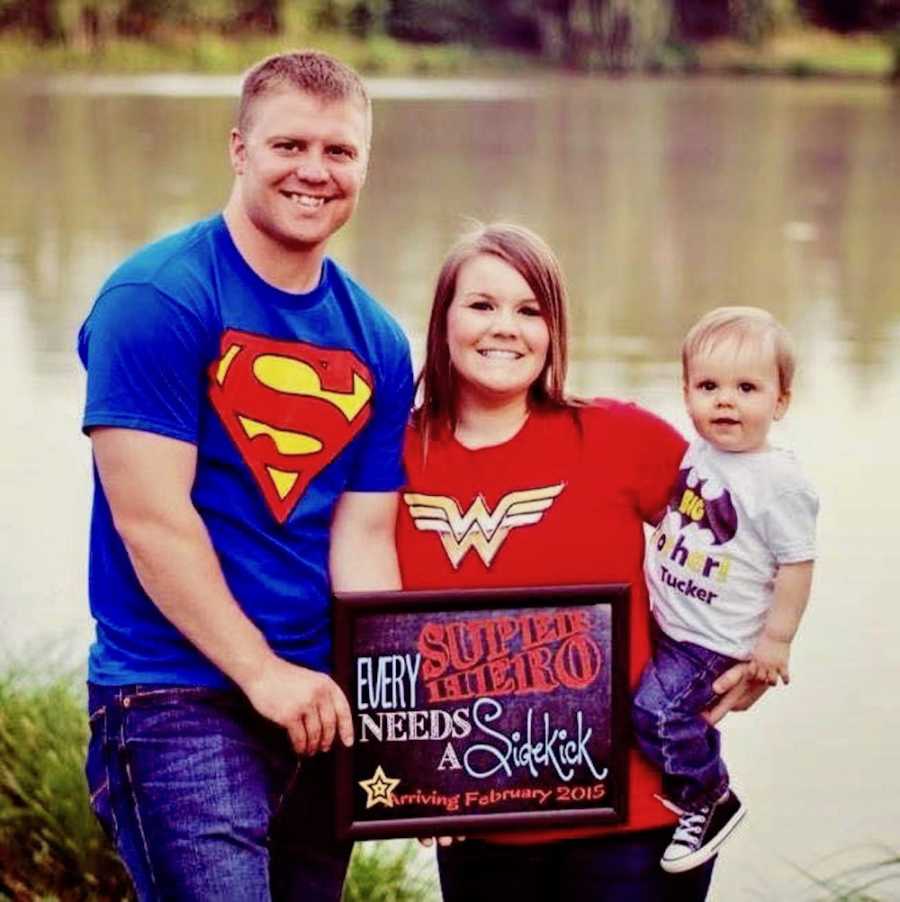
[{"left": 229, "top": 88, "right": 369, "bottom": 253}]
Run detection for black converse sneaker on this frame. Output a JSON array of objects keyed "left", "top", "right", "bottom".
[{"left": 660, "top": 790, "right": 746, "bottom": 873}]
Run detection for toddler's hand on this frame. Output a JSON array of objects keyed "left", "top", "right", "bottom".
[{"left": 747, "top": 635, "right": 791, "bottom": 686}]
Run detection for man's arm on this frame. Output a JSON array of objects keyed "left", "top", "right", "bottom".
[
  {"left": 92, "top": 427, "right": 353, "bottom": 755},
  {"left": 746, "top": 560, "right": 814, "bottom": 685},
  {"left": 329, "top": 490, "right": 401, "bottom": 592}
]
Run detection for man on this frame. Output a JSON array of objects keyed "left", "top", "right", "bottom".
[{"left": 79, "top": 51, "right": 413, "bottom": 900}]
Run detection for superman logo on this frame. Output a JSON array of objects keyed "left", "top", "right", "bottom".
[{"left": 208, "top": 330, "right": 373, "bottom": 523}]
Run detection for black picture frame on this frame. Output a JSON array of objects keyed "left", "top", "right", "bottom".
[{"left": 333, "top": 584, "right": 630, "bottom": 840}]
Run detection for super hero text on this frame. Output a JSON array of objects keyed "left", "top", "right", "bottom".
[{"left": 352, "top": 604, "right": 617, "bottom": 821}]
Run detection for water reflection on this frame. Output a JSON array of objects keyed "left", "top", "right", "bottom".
[
  {"left": 1, "top": 74, "right": 899, "bottom": 900},
  {"left": 3, "top": 77, "right": 899, "bottom": 368}
]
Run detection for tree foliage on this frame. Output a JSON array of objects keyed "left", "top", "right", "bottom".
[
  {"left": 0, "top": 0, "right": 279, "bottom": 43},
  {"left": 799, "top": 0, "right": 900, "bottom": 31},
  {"left": 2, "top": 0, "right": 900, "bottom": 69}
]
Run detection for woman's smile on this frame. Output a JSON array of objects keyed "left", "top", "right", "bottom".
[
  {"left": 477, "top": 348, "right": 523, "bottom": 359},
  {"left": 446, "top": 253, "right": 550, "bottom": 407}
]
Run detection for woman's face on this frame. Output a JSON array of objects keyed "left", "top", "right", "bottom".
[{"left": 446, "top": 253, "right": 550, "bottom": 408}]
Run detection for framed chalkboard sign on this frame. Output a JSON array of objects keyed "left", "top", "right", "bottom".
[{"left": 333, "top": 584, "right": 630, "bottom": 839}]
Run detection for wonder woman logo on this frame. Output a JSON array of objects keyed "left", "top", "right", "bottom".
[{"left": 403, "top": 484, "right": 565, "bottom": 569}]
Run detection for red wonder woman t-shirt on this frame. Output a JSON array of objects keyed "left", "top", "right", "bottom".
[{"left": 396, "top": 399, "right": 686, "bottom": 843}]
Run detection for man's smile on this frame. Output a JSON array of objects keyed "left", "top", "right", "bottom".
[{"left": 280, "top": 191, "right": 328, "bottom": 208}]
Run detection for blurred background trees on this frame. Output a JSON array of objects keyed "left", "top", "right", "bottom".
[{"left": 1, "top": 0, "right": 898, "bottom": 74}]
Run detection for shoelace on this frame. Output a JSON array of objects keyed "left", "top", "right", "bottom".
[
  {"left": 654, "top": 793, "right": 685, "bottom": 816},
  {"left": 670, "top": 806, "right": 711, "bottom": 849}
]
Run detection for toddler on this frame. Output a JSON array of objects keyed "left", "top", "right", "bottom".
[{"left": 634, "top": 306, "right": 818, "bottom": 873}]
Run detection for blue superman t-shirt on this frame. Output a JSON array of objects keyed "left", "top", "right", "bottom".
[{"left": 79, "top": 215, "right": 413, "bottom": 687}]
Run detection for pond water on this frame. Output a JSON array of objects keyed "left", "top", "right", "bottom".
[{"left": 1, "top": 73, "right": 898, "bottom": 899}]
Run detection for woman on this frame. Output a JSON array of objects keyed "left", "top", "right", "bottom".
[{"left": 396, "top": 223, "right": 762, "bottom": 900}]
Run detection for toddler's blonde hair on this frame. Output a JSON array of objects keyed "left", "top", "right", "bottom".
[{"left": 682, "top": 306, "right": 796, "bottom": 394}]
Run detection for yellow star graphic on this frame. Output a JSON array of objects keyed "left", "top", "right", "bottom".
[{"left": 358, "top": 765, "right": 400, "bottom": 809}]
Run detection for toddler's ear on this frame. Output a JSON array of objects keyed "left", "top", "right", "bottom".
[{"left": 773, "top": 389, "right": 791, "bottom": 421}]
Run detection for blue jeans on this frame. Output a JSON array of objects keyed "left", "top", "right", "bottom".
[
  {"left": 437, "top": 829, "right": 715, "bottom": 901},
  {"left": 85, "top": 684, "right": 352, "bottom": 901},
  {"left": 632, "top": 630, "right": 738, "bottom": 811}
]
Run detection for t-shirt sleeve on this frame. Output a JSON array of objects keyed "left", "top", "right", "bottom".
[
  {"left": 79, "top": 283, "right": 211, "bottom": 443},
  {"left": 760, "top": 482, "right": 819, "bottom": 564},
  {"left": 619, "top": 404, "right": 687, "bottom": 522},
  {"left": 344, "top": 329, "right": 414, "bottom": 492}
]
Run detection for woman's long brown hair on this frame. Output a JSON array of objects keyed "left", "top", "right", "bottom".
[{"left": 414, "top": 222, "right": 574, "bottom": 443}]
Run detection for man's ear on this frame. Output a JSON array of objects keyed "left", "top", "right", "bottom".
[
  {"left": 774, "top": 389, "right": 791, "bottom": 421},
  {"left": 229, "top": 128, "right": 247, "bottom": 175}
]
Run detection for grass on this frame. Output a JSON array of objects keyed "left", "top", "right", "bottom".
[
  {"left": 798, "top": 846, "right": 900, "bottom": 901},
  {"left": 343, "top": 841, "right": 438, "bottom": 902},
  {"left": 0, "top": 660, "right": 892, "bottom": 900},
  {"left": 0, "top": 666, "right": 133, "bottom": 900},
  {"left": 0, "top": 20, "right": 896, "bottom": 79},
  {"left": 0, "top": 27, "right": 526, "bottom": 78},
  {"left": 0, "top": 661, "right": 438, "bottom": 901},
  {"left": 695, "top": 27, "right": 895, "bottom": 78}
]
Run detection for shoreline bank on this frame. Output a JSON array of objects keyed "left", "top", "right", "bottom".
[{"left": 2, "top": 26, "right": 897, "bottom": 81}]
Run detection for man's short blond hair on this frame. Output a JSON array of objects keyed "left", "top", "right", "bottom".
[
  {"left": 237, "top": 49, "right": 371, "bottom": 142},
  {"left": 682, "top": 306, "right": 797, "bottom": 394}
]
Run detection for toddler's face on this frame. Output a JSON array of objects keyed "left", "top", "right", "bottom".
[{"left": 684, "top": 337, "right": 789, "bottom": 453}]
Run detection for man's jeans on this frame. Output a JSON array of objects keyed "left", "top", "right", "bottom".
[
  {"left": 632, "top": 630, "right": 738, "bottom": 811},
  {"left": 86, "top": 684, "right": 352, "bottom": 901}
]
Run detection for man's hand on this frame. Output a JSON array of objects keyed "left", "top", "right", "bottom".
[
  {"left": 746, "top": 634, "right": 792, "bottom": 686},
  {"left": 703, "top": 661, "right": 770, "bottom": 726},
  {"left": 243, "top": 657, "right": 354, "bottom": 756}
]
